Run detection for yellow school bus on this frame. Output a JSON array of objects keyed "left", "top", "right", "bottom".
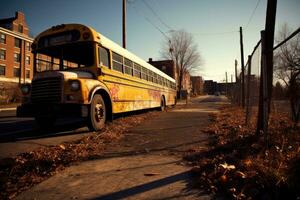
[{"left": 17, "top": 24, "right": 176, "bottom": 130}]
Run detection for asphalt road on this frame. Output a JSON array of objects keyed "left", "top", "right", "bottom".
[
  {"left": 0, "top": 110, "right": 91, "bottom": 158},
  {"left": 0, "top": 95, "right": 227, "bottom": 159},
  {"left": 16, "top": 95, "right": 228, "bottom": 200}
]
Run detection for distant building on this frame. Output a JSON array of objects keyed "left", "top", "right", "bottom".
[
  {"left": 191, "top": 76, "right": 204, "bottom": 95},
  {"left": 148, "top": 58, "right": 177, "bottom": 80},
  {"left": 0, "top": 11, "right": 33, "bottom": 82},
  {"left": 181, "top": 71, "right": 191, "bottom": 97},
  {"left": 0, "top": 12, "right": 33, "bottom": 102},
  {"left": 217, "top": 82, "right": 236, "bottom": 95},
  {"left": 204, "top": 80, "right": 217, "bottom": 95},
  {"left": 148, "top": 58, "right": 192, "bottom": 98}
]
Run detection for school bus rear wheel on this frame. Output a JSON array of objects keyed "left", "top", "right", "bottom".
[{"left": 160, "top": 96, "right": 166, "bottom": 111}]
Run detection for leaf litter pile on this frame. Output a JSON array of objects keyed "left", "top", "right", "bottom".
[
  {"left": 0, "top": 111, "right": 159, "bottom": 199},
  {"left": 185, "top": 106, "right": 299, "bottom": 199}
]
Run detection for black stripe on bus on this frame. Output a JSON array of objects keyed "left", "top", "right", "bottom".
[
  {"left": 113, "top": 99, "right": 152, "bottom": 102},
  {"left": 102, "top": 71, "right": 175, "bottom": 91}
]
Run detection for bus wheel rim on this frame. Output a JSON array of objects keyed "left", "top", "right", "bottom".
[{"left": 95, "top": 103, "right": 104, "bottom": 122}]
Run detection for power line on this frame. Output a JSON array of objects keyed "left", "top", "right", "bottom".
[
  {"left": 245, "top": 0, "right": 262, "bottom": 29},
  {"left": 128, "top": 2, "right": 170, "bottom": 40},
  {"left": 141, "top": 0, "right": 173, "bottom": 30},
  {"left": 192, "top": 30, "right": 238, "bottom": 36}
]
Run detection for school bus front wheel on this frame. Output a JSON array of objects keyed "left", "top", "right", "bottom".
[{"left": 88, "top": 94, "right": 106, "bottom": 131}]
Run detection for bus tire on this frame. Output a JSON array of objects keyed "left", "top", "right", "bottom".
[
  {"left": 88, "top": 94, "right": 106, "bottom": 131},
  {"left": 160, "top": 96, "right": 166, "bottom": 111}
]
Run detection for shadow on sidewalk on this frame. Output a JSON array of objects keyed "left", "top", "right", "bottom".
[{"left": 90, "top": 171, "right": 204, "bottom": 200}]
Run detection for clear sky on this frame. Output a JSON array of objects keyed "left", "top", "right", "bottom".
[{"left": 1, "top": 0, "right": 299, "bottom": 82}]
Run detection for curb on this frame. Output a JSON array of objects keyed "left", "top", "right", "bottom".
[{"left": 0, "top": 107, "right": 17, "bottom": 112}]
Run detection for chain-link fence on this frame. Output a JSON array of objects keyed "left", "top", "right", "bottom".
[
  {"left": 245, "top": 41, "right": 261, "bottom": 125},
  {"left": 271, "top": 28, "right": 300, "bottom": 125},
  {"left": 231, "top": 27, "right": 300, "bottom": 130}
]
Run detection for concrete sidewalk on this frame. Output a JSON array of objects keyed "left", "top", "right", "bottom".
[{"left": 16, "top": 96, "right": 225, "bottom": 200}]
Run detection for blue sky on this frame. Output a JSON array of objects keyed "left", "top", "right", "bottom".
[{"left": 1, "top": 0, "right": 299, "bottom": 82}]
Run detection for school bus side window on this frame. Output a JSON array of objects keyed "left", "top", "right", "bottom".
[{"left": 99, "top": 46, "right": 110, "bottom": 67}]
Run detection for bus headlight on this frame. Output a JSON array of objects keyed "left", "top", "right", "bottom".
[
  {"left": 69, "top": 80, "right": 80, "bottom": 91},
  {"left": 20, "top": 84, "right": 31, "bottom": 95}
]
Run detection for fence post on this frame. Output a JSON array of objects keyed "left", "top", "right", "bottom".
[
  {"left": 240, "top": 27, "right": 245, "bottom": 108},
  {"left": 265, "top": 0, "right": 277, "bottom": 113},
  {"left": 234, "top": 60, "right": 239, "bottom": 105},
  {"left": 256, "top": 31, "right": 269, "bottom": 145},
  {"left": 245, "top": 55, "right": 252, "bottom": 125}
]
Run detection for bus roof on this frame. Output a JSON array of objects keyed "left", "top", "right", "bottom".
[
  {"left": 98, "top": 32, "right": 175, "bottom": 83},
  {"left": 33, "top": 24, "right": 175, "bottom": 83}
]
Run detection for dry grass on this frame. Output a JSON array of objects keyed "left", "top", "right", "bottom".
[{"left": 185, "top": 105, "right": 300, "bottom": 199}]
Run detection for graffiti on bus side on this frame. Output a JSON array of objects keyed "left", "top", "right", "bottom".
[
  {"left": 148, "top": 89, "right": 161, "bottom": 100},
  {"left": 108, "top": 83, "right": 120, "bottom": 101}
]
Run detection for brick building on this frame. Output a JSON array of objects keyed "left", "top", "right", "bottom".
[
  {"left": 191, "top": 76, "right": 204, "bottom": 95},
  {"left": 181, "top": 71, "right": 191, "bottom": 95},
  {"left": 0, "top": 12, "right": 33, "bottom": 103},
  {"left": 148, "top": 58, "right": 192, "bottom": 98},
  {"left": 148, "top": 58, "right": 177, "bottom": 80}
]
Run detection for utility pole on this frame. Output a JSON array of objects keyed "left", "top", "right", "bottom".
[
  {"left": 122, "top": 0, "right": 126, "bottom": 49},
  {"left": 245, "top": 55, "right": 252, "bottom": 125},
  {"left": 225, "top": 71, "right": 228, "bottom": 96},
  {"left": 265, "top": 0, "right": 277, "bottom": 112},
  {"left": 235, "top": 59, "right": 238, "bottom": 83},
  {"left": 240, "top": 27, "right": 245, "bottom": 108}
]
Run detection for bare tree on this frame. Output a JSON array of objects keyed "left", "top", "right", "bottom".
[
  {"left": 161, "top": 30, "right": 202, "bottom": 98},
  {"left": 274, "top": 24, "right": 300, "bottom": 125}
]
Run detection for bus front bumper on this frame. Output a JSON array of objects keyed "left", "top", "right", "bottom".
[{"left": 17, "top": 103, "right": 89, "bottom": 118}]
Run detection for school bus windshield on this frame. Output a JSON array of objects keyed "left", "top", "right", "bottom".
[{"left": 35, "top": 42, "right": 95, "bottom": 72}]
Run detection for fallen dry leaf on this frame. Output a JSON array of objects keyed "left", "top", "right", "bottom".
[
  {"left": 220, "top": 163, "right": 235, "bottom": 170},
  {"left": 59, "top": 144, "right": 66, "bottom": 150}
]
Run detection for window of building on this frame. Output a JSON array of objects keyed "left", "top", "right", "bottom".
[
  {"left": 124, "top": 58, "right": 133, "bottom": 75},
  {"left": 15, "top": 38, "right": 21, "bottom": 48},
  {"left": 26, "top": 42, "right": 30, "bottom": 51},
  {"left": 99, "top": 46, "right": 110, "bottom": 67},
  {"left": 14, "top": 53, "right": 20, "bottom": 62},
  {"left": 0, "top": 33, "right": 6, "bottom": 44},
  {"left": 0, "top": 65, "right": 5, "bottom": 76},
  {"left": 112, "top": 52, "right": 123, "bottom": 72},
  {"left": 18, "top": 24, "right": 23, "bottom": 33},
  {"left": 25, "top": 55, "right": 30, "bottom": 64},
  {"left": 0, "top": 49, "right": 6, "bottom": 60},
  {"left": 13, "top": 67, "right": 20, "bottom": 77},
  {"left": 26, "top": 69, "right": 30, "bottom": 78}
]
